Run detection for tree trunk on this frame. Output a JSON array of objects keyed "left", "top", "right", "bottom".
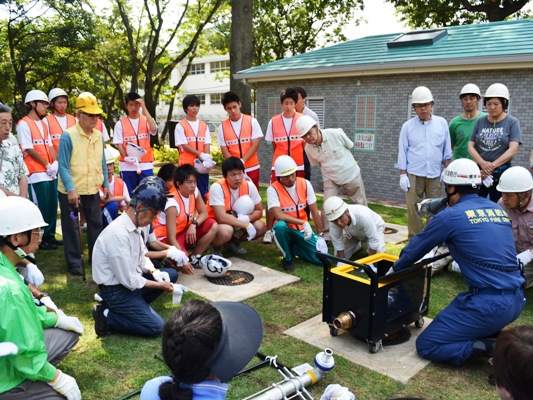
[{"left": 230, "top": 0, "right": 254, "bottom": 115}]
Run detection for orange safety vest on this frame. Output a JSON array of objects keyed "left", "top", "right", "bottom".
[
  {"left": 20, "top": 116, "right": 53, "bottom": 175},
  {"left": 118, "top": 115, "right": 154, "bottom": 163},
  {"left": 46, "top": 114, "right": 76, "bottom": 152},
  {"left": 271, "top": 112, "right": 304, "bottom": 167},
  {"left": 100, "top": 176, "right": 125, "bottom": 207},
  {"left": 177, "top": 119, "right": 208, "bottom": 166},
  {"left": 153, "top": 186, "right": 196, "bottom": 240},
  {"left": 272, "top": 177, "right": 308, "bottom": 230},
  {"left": 221, "top": 115, "right": 259, "bottom": 170},
  {"left": 206, "top": 178, "right": 249, "bottom": 219}
]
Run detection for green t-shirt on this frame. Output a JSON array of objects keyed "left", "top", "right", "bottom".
[{"left": 449, "top": 112, "right": 487, "bottom": 160}]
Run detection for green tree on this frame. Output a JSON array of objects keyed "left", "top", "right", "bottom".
[{"left": 386, "top": 0, "right": 532, "bottom": 28}]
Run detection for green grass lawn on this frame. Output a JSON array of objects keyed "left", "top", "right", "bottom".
[{"left": 34, "top": 199, "right": 533, "bottom": 400}]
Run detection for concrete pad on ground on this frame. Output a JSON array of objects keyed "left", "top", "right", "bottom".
[
  {"left": 384, "top": 222, "right": 408, "bottom": 244},
  {"left": 284, "top": 314, "right": 432, "bottom": 384},
  {"left": 178, "top": 257, "right": 300, "bottom": 302}
]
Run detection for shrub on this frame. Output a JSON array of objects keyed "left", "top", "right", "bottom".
[{"left": 153, "top": 144, "right": 179, "bottom": 164}]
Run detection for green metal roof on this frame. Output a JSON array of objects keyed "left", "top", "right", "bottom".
[{"left": 236, "top": 19, "right": 533, "bottom": 81}]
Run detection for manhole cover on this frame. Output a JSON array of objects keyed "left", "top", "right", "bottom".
[
  {"left": 384, "top": 227, "right": 398, "bottom": 234},
  {"left": 207, "top": 270, "right": 254, "bottom": 286}
]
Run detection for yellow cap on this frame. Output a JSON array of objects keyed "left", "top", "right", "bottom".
[{"left": 76, "top": 92, "right": 103, "bottom": 114}]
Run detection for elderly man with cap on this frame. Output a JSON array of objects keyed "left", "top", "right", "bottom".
[
  {"left": 395, "top": 86, "right": 453, "bottom": 238},
  {"left": 16, "top": 90, "right": 61, "bottom": 250},
  {"left": 323, "top": 196, "right": 385, "bottom": 261},
  {"left": 267, "top": 155, "right": 327, "bottom": 271},
  {"left": 296, "top": 115, "right": 368, "bottom": 230},
  {"left": 497, "top": 166, "right": 533, "bottom": 289},
  {"left": 92, "top": 177, "right": 178, "bottom": 338},
  {"left": 393, "top": 158, "right": 525, "bottom": 365},
  {"left": 0, "top": 197, "right": 83, "bottom": 400},
  {"left": 449, "top": 84, "right": 486, "bottom": 161},
  {"left": 57, "top": 92, "right": 109, "bottom": 276}
]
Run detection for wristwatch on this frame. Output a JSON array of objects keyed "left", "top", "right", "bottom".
[
  {"left": 36, "top": 292, "right": 48, "bottom": 300},
  {"left": 191, "top": 220, "right": 199, "bottom": 227}
]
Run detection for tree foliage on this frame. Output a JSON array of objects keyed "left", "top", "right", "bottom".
[{"left": 386, "top": 0, "right": 532, "bottom": 28}]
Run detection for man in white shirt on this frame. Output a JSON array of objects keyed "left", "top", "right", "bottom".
[
  {"left": 323, "top": 196, "right": 386, "bottom": 260},
  {"left": 295, "top": 86, "right": 319, "bottom": 181},
  {"left": 206, "top": 157, "right": 266, "bottom": 255}
]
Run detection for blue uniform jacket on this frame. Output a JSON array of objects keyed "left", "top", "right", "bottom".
[{"left": 394, "top": 193, "right": 524, "bottom": 290}]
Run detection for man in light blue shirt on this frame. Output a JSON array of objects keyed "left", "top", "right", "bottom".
[{"left": 395, "top": 86, "right": 452, "bottom": 237}]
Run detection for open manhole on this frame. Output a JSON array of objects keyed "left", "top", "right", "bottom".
[
  {"left": 207, "top": 270, "right": 254, "bottom": 286},
  {"left": 384, "top": 227, "right": 398, "bottom": 234}
]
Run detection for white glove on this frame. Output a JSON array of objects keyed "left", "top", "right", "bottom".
[
  {"left": 399, "top": 174, "right": 410, "bottom": 192},
  {"left": 482, "top": 175, "right": 494, "bottom": 188},
  {"left": 517, "top": 249, "right": 533, "bottom": 266},
  {"left": 0, "top": 342, "right": 18, "bottom": 356},
  {"left": 48, "top": 370, "right": 81, "bottom": 400},
  {"left": 166, "top": 246, "right": 189, "bottom": 266},
  {"left": 202, "top": 159, "right": 216, "bottom": 169},
  {"left": 55, "top": 314, "right": 84, "bottom": 335},
  {"left": 199, "top": 152, "right": 211, "bottom": 161},
  {"left": 26, "top": 262, "right": 45, "bottom": 288},
  {"left": 50, "top": 160, "right": 59, "bottom": 174},
  {"left": 320, "top": 384, "right": 355, "bottom": 400},
  {"left": 451, "top": 261, "right": 461, "bottom": 272},
  {"left": 302, "top": 222, "right": 313, "bottom": 240},
  {"left": 237, "top": 214, "right": 250, "bottom": 223},
  {"left": 316, "top": 237, "right": 328, "bottom": 254},
  {"left": 40, "top": 295, "right": 59, "bottom": 311},
  {"left": 152, "top": 269, "right": 170, "bottom": 282},
  {"left": 246, "top": 223, "right": 257, "bottom": 241},
  {"left": 124, "top": 156, "right": 137, "bottom": 164},
  {"left": 172, "top": 283, "right": 189, "bottom": 304}
]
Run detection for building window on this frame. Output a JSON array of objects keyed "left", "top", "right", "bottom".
[
  {"left": 210, "top": 60, "right": 229, "bottom": 73},
  {"left": 307, "top": 97, "right": 325, "bottom": 128},
  {"left": 191, "top": 63, "right": 205, "bottom": 75},
  {"left": 197, "top": 94, "right": 205, "bottom": 105},
  {"left": 354, "top": 94, "right": 377, "bottom": 152},
  {"left": 211, "top": 93, "right": 222, "bottom": 105}
]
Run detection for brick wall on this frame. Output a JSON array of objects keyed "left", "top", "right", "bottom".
[{"left": 253, "top": 70, "right": 533, "bottom": 204}]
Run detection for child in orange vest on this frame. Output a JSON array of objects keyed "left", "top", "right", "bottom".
[{"left": 100, "top": 148, "right": 129, "bottom": 227}]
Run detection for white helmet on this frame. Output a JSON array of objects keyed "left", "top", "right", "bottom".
[
  {"left": 104, "top": 148, "right": 116, "bottom": 164},
  {"left": 24, "top": 90, "right": 48, "bottom": 105},
  {"left": 48, "top": 88, "right": 68, "bottom": 103},
  {"left": 296, "top": 115, "right": 317, "bottom": 137},
  {"left": 201, "top": 254, "right": 232, "bottom": 278},
  {"left": 442, "top": 159, "right": 481, "bottom": 187},
  {"left": 0, "top": 197, "right": 48, "bottom": 236},
  {"left": 126, "top": 142, "right": 147, "bottom": 158},
  {"left": 323, "top": 196, "right": 348, "bottom": 222},
  {"left": 274, "top": 155, "right": 297, "bottom": 177},
  {"left": 496, "top": 166, "right": 533, "bottom": 193},
  {"left": 485, "top": 83, "right": 509, "bottom": 101},
  {"left": 460, "top": 83, "right": 481, "bottom": 98},
  {"left": 411, "top": 86, "right": 433, "bottom": 104},
  {"left": 232, "top": 195, "right": 255, "bottom": 215}
]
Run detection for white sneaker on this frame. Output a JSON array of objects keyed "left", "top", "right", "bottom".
[{"left": 263, "top": 230, "right": 273, "bottom": 244}]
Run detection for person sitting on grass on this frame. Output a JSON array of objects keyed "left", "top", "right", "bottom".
[
  {"left": 153, "top": 164, "right": 221, "bottom": 268},
  {"left": 157, "top": 162, "right": 178, "bottom": 192},
  {"left": 266, "top": 155, "right": 327, "bottom": 271},
  {"left": 140, "top": 299, "right": 264, "bottom": 400},
  {"left": 205, "top": 157, "right": 266, "bottom": 256},
  {"left": 100, "top": 147, "right": 130, "bottom": 227}
]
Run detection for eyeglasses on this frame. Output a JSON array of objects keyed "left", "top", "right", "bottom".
[
  {"left": 413, "top": 103, "right": 432, "bottom": 109},
  {"left": 79, "top": 111, "right": 100, "bottom": 118},
  {"left": 32, "top": 228, "right": 44, "bottom": 238}
]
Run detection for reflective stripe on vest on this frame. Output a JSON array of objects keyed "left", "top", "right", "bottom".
[
  {"left": 178, "top": 119, "right": 207, "bottom": 166},
  {"left": 272, "top": 113, "right": 304, "bottom": 167},
  {"left": 118, "top": 116, "right": 154, "bottom": 163},
  {"left": 21, "top": 116, "right": 53, "bottom": 175},
  {"left": 153, "top": 186, "right": 196, "bottom": 240},
  {"left": 206, "top": 178, "right": 250, "bottom": 219},
  {"left": 100, "top": 177, "right": 125, "bottom": 208},
  {"left": 46, "top": 114, "right": 76, "bottom": 152},
  {"left": 221, "top": 115, "right": 259, "bottom": 170},
  {"left": 272, "top": 177, "right": 308, "bottom": 230}
]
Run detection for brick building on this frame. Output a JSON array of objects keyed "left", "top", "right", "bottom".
[{"left": 235, "top": 20, "right": 533, "bottom": 203}]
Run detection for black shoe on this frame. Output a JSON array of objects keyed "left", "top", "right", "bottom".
[
  {"left": 472, "top": 338, "right": 497, "bottom": 358},
  {"left": 488, "top": 373, "right": 495, "bottom": 386},
  {"left": 50, "top": 237, "right": 63, "bottom": 246},
  {"left": 39, "top": 240, "right": 58, "bottom": 250},
  {"left": 68, "top": 267, "right": 84, "bottom": 276},
  {"left": 93, "top": 305, "right": 111, "bottom": 337},
  {"left": 282, "top": 259, "right": 294, "bottom": 272}
]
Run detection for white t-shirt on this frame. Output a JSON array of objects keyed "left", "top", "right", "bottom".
[
  {"left": 16, "top": 119, "right": 54, "bottom": 184},
  {"left": 113, "top": 117, "right": 156, "bottom": 171},
  {"left": 267, "top": 179, "right": 316, "bottom": 210},
  {"left": 157, "top": 188, "right": 200, "bottom": 226},
  {"left": 265, "top": 115, "right": 296, "bottom": 142},
  {"left": 209, "top": 180, "right": 261, "bottom": 209},
  {"left": 174, "top": 119, "right": 212, "bottom": 147}
]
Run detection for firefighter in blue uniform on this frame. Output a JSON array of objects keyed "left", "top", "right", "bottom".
[{"left": 393, "top": 158, "right": 525, "bottom": 365}]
